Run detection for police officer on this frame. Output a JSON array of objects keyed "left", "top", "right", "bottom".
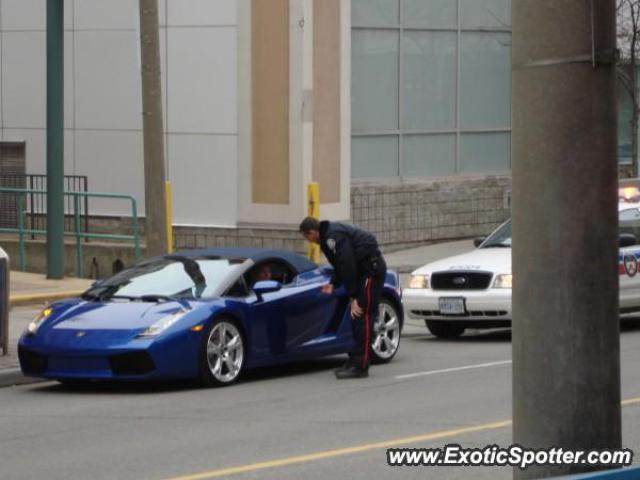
[{"left": 299, "top": 217, "right": 387, "bottom": 379}]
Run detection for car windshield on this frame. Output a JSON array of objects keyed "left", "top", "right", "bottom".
[
  {"left": 480, "top": 220, "right": 512, "bottom": 248},
  {"left": 482, "top": 209, "right": 638, "bottom": 249},
  {"left": 84, "top": 256, "right": 240, "bottom": 301}
]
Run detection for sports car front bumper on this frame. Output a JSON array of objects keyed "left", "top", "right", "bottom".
[{"left": 18, "top": 328, "right": 202, "bottom": 381}]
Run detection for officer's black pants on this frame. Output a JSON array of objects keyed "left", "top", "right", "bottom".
[{"left": 350, "top": 257, "right": 387, "bottom": 371}]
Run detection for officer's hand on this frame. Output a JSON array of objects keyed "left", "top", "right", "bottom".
[
  {"left": 321, "top": 284, "right": 335, "bottom": 295},
  {"left": 350, "top": 299, "right": 363, "bottom": 318}
]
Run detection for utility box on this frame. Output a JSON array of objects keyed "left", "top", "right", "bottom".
[{"left": 0, "top": 247, "right": 8, "bottom": 355}]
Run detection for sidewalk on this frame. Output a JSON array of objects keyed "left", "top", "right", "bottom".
[
  {"left": 10, "top": 271, "right": 94, "bottom": 307},
  {"left": 0, "top": 239, "right": 475, "bottom": 387},
  {"left": 384, "top": 239, "right": 473, "bottom": 274}
]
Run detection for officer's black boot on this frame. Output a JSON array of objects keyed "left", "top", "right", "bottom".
[{"left": 334, "top": 361, "right": 351, "bottom": 375}]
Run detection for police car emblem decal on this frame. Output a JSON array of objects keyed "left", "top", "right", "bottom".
[
  {"left": 326, "top": 238, "right": 336, "bottom": 252},
  {"left": 624, "top": 254, "right": 638, "bottom": 277}
]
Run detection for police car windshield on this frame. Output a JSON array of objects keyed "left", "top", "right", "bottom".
[{"left": 481, "top": 220, "right": 512, "bottom": 248}]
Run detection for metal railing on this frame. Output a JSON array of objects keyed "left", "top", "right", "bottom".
[
  {"left": 0, "top": 174, "right": 89, "bottom": 237},
  {"left": 0, "top": 187, "right": 141, "bottom": 277}
]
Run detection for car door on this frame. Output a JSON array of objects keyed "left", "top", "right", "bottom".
[
  {"left": 240, "top": 262, "right": 292, "bottom": 359},
  {"left": 277, "top": 265, "right": 351, "bottom": 355},
  {"left": 245, "top": 261, "right": 349, "bottom": 357}
]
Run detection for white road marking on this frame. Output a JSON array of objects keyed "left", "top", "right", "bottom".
[{"left": 395, "top": 360, "right": 512, "bottom": 380}]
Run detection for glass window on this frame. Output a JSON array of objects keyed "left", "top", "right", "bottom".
[
  {"left": 353, "top": 0, "right": 399, "bottom": 26},
  {"left": 460, "top": 32, "right": 511, "bottom": 129},
  {"left": 352, "top": 30, "right": 400, "bottom": 131},
  {"left": 402, "top": 0, "right": 456, "bottom": 28},
  {"left": 404, "top": 134, "right": 455, "bottom": 176},
  {"left": 619, "top": 207, "right": 640, "bottom": 240},
  {"left": 480, "top": 219, "right": 512, "bottom": 247},
  {"left": 350, "top": 0, "right": 512, "bottom": 178},
  {"left": 352, "top": 136, "right": 399, "bottom": 177},
  {"left": 460, "top": 0, "right": 510, "bottom": 29},
  {"left": 459, "top": 133, "right": 510, "bottom": 173},
  {"left": 618, "top": 80, "right": 633, "bottom": 165},
  {"left": 403, "top": 31, "right": 456, "bottom": 130}
]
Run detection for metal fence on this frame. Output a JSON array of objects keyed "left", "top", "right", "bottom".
[
  {"left": 0, "top": 187, "right": 140, "bottom": 277},
  {"left": 0, "top": 174, "right": 89, "bottom": 237}
]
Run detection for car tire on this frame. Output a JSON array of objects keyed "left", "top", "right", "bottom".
[
  {"left": 425, "top": 320, "right": 465, "bottom": 339},
  {"left": 370, "top": 298, "right": 402, "bottom": 364},
  {"left": 198, "top": 317, "right": 246, "bottom": 387}
]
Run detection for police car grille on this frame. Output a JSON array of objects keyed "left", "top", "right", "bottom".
[{"left": 431, "top": 272, "right": 492, "bottom": 290}]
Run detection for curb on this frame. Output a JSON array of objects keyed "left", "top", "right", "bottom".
[
  {"left": 0, "top": 368, "right": 45, "bottom": 388},
  {"left": 10, "top": 291, "right": 84, "bottom": 308}
]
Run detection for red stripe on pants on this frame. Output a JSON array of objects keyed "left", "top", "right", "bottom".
[{"left": 363, "top": 276, "right": 372, "bottom": 369}]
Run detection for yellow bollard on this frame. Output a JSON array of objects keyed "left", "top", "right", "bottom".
[
  {"left": 307, "top": 183, "right": 320, "bottom": 263},
  {"left": 165, "top": 181, "right": 174, "bottom": 253}
]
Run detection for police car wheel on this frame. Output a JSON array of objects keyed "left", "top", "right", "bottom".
[
  {"left": 425, "top": 320, "right": 465, "bottom": 339},
  {"left": 198, "top": 317, "right": 245, "bottom": 387},
  {"left": 370, "top": 298, "right": 402, "bottom": 364}
]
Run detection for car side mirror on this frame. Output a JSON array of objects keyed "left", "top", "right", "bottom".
[
  {"left": 474, "top": 237, "right": 486, "bottom": 248},
  {"left": 620, "top": 233, "right": 637, "bottom": 248},
  {"left": 253, "top": 280, "right": 282, "bottom": 302}
]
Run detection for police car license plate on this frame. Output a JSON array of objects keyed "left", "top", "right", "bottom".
[{"left": 439, "top": 297, "right": 465, "bottom": 315}]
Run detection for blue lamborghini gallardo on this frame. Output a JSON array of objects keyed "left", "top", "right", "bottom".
[{"left": 19, "top": 248, "right": 403, "bottom": 387}]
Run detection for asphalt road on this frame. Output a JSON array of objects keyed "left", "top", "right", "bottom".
[{"left": 2, "top": 310, "right": 640, "bottom": 480}]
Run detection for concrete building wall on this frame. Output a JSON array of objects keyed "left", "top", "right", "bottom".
[
  {"left": 313, "top": 0, "right": 341, "bottom": 204},
  {"left": 0, "top": 0, "right": 238, "bottom": 226},
  {"left": 351, "top": 175, "right": 511, "bottom": 249},
  {"left": 174, "top": 175, "right": 511, "bottom": 253},
  {"left": 0, "top": 0, "right": 513, "bottom": 276},
  {"left": 251, "top": 0, "right": 289, "bottom": 205}
]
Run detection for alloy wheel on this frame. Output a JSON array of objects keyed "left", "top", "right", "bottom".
[{"left": 206, "top": 321, "right": 244, "bottom": 383}]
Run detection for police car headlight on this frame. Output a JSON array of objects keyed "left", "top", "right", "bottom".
[
  {"left": 493, "top": 274, "right": 512, "bottom": 289},
  {"left": 409, "top": 275, "right": 430, "bottom": 289},
  {"left": 26, "top": 306, "right": 54, "bottom": 336},
  {"left": 137, "top": 310, "right": 188, "bottom": 338}
]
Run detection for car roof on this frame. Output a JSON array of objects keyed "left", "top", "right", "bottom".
[
  {"left": 170, "top": 247, "right": 318, "bottom": 275},
  {"left": 619, "top": 202, "right": 640, "bottom": 212}
]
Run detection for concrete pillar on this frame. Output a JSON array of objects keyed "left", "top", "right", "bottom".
[{"left": 512, "top": 1, "right": 620, "bottom": 478}]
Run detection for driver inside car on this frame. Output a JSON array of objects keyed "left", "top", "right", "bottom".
[{"left": 250, "top": 264, "right": 272, "bottom": 289}]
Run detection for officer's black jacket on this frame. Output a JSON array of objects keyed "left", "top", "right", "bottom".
[{"left": 319, "top": 221, "right": 381, "bottom": 299}]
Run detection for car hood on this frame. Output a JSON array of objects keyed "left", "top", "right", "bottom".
[
  {"left": 412, "top": 248, "right": 511, "bottom": 275},
  {"left": 48, "top": 300, "right": 198, "bottom": 331}
]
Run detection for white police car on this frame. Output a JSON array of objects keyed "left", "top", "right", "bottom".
[{"left": 403, "top": 204, "right": 640, "bottom": 338}]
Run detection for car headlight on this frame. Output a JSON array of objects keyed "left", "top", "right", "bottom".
[
  {"left": 26, "top": 306, "right": 53, "bottom": 335},
  {"left": 409, "top": 275, "right": 430, "bottom": 289},
  {"left": 493, "top": 274, "right": 512, "bottom": 289},
  {"left": 137, "top": 310, "right": 188, "bottom": 338}
]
